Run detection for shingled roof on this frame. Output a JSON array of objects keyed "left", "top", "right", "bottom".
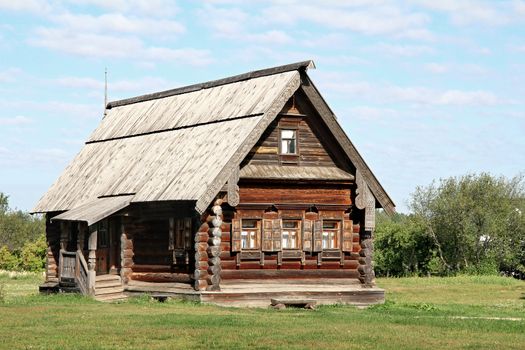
[{"left": 33, "top": 60, "right": 395, "bottom": 217}]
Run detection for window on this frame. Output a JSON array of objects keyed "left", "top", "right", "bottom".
[
  {"left": 97, "top": 220, "right": 108, "bottom": 248},
  {"left": 282, "top": 220, "right": 301, "bottom": 249},
  {"left": 241, "top": 219, "right": 260, "bottom": 249},
  {"left": 322, "top": 221, "right": 339, "bottom": 249},
  {"left": 280, "top": 129, "right": 297, "bottom": 154}
]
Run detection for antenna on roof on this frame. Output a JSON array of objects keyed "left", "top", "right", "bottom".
[{"left": 103, "top": 67, "right": 108, "bottom": 118}]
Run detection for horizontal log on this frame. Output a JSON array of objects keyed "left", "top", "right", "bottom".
[
  {"left": 221, "top": 269, "right": 360, "bottom": 280},
  {"left": 130, "top": 272, "right": 191, "bottom": 283}
]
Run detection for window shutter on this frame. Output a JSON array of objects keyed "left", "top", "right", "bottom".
[
  {"left": 168, "top": 218, "right": 175, "bottom": 250},
  {"left": 313, "top": 219, "right": 323, "bottom": 252},
  {"left": 272, "top": 219, "right": 282, "bottom": 252},
  {"left": 302, "top": 220, "right": 313, "bottom": 252},
  {"left": 342, "top": 219, "right": 353, "bottom": 252},
  {"left": 231, "top": 218, "right": 242, "bottom": 252},
  {"left": 262, "top": 219, "right": 273, "bottom": 252},
  {"left": 184, "top": 218, "right": 192, "bottom": 250}
]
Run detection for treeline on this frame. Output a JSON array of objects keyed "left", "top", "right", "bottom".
[
  {"left": 0, "top": 193, "right": 46, "bottom": 271},
  {"left": 375, "top": 173, "right": 525, "bottom": 277}
]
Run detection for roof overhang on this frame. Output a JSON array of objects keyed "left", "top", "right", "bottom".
[{"left": 51, "top": 195, "right": 133, "bottom": 226}]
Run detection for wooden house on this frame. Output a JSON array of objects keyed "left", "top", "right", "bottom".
[{"left": 33, "top": 61, "right": 395, "bottom": 306}]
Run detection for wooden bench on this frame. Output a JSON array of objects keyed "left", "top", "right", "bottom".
[{"left": 270, "top": 298, "right": 317, "bottom": 309}]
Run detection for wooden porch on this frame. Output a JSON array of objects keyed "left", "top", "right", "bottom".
[{"left": 124, "top": 279, "right": 385, "bottom": 308}]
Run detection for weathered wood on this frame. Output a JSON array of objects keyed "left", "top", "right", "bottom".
[{"left": 87, "top": 228, "right": 97, "bottom": 295}]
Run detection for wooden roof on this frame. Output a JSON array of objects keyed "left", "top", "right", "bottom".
[
  {"left": 33, "top": 60, "right": 395, "bottom": 216},
  {"left": 51, "top": 195, "right": 133, "bottom": 226},
  {"left": 240, "top": 164, "right": 354, "bottom": 181}
]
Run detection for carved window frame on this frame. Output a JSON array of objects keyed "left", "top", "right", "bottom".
[
  {"left": 321, "top": 220, "right": 340, "bottom": 250},
  {"left": 278, "top": 119, "right": 300, "bottom": 164},
  {"left": 281, "top": 219, "right": 302, "bottom": 250},
  {"left": 241, "top": 218, "right": 261, "bottom": 250}
]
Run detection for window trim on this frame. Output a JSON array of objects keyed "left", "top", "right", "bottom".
[
  {"left": 279, "top": 128, "right": 298, "bottom": 155},
  {"left": 321, "top": 220, "right": 341, "bottom": 250},
  {"left": 240, "top": 218, "right": 261, "bottom": 250},
  {"left": 281, "top": 218, "right": 302, "bottom": 250}
]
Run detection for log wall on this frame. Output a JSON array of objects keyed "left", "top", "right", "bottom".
[
  {"left": 45, "top": 213, "right": 61, "bottom": 282},
  {"left": 122, "top": 216, "right": 193, "bottom": 284},
  {"left": 245, "top": 115, "right": 337, "bottom": 167},
  {"left": 219, "top": 196, "right": 362, "bottom": 281}
]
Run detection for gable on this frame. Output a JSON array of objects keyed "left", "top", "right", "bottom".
[{"left": 242, "top": 94, "right": 352, "bottom": 173}]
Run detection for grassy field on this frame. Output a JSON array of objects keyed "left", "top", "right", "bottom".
[{"left": 1, "top": 272, "right": 524, "bottom": 349}]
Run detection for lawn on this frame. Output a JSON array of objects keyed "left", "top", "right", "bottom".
[{"left": 1, "top": 272, "right": 524, "bottom": 349}]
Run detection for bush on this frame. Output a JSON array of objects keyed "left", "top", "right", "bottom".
[
  {"left": 19, "top": 234, "right": 47, "bottom": 272},
  {"left": 0, "top": 234, "right": 47, "bottom": 272},
  {"left": 0, "top": 246, "right": 18, "bottom": 270}
]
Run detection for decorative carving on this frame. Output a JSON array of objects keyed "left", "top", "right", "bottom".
[
  {"left": 227, "top": 166, "right": 240, "bottom": 207},
  {"left": 355, "top": 170, "right": 376, "bottom": 231},
  {"left": 195, "top": 72, "right": 301, "bottom": 214}
]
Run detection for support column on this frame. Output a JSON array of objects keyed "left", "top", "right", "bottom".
[
  {"left": 194, "top": 220, "right": 210, "bottom": 291},
  {"left": 120, "top": 218, "right": 134, "bottom": 284},
  {"left": 58, "top": 221, "right": 69, "bottom": 278},
  {"left": 77, "top": 222, "right": 85, "bottom": 252},
  {"left": 206, "top": 199, "right": 222, "bottom": 291},
  {"left": 87, "top": 227, "right": 97, "bottom": 295},
  {"left": 355, "top": 170, "right": 377, "bottom": 287}
]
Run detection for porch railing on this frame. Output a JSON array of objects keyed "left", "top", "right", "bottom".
[{"left": 59, "top": 250, "right": 90, "bottom": 296}]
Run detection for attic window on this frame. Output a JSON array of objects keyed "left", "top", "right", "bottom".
[{"left": 280, "top": 129, "right": 297, "bottom": 154}]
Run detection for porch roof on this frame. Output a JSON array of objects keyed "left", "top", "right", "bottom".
[{"left": 51, "top": 195, "right": 133, "bottom": 226}]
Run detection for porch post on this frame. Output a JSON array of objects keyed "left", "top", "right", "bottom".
[
  {"left": 58, "top": 221, "right": 69, "bottom": 278},
  {"left": 77, "top": 222, "right": 85, "bottom": 252},
  {"left": 87, "top": 227, "right": 97, "bottom": 295}
]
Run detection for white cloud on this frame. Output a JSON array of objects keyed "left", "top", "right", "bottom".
[
  {"left": 366, "top": 42, "right": 435, "bottom": 56},
  {"left": 56, "top": 76, "right": 175, "bottom": 96},
  {"left": 52, "top": 12, "right": 185, "bottom": 36},
  {"left": 424, "top": 62, "right": 488, "bottom": 75},
  {"left": 0, "top": 68, "right": 23, "bottom": 82},
  {"left": 200, "top": 6, "right": 292, "bottom": 45},
  {"left": 70, "top": 0, "right": 180, "bottom": 17},
  {"left": 0, "top": 115, "right": 33, "bottom": 126},
  {"left": 262, "top": 3, "right": 431, "bottom": 38},
  {"left": 0, "top": 0, "right": 52, "bottom": 15},
  {"left": 320, "top": 77, "right": 502, "bottom": 106},
  {"left": 413, "top": 0, "right": 510, "bottom": 26},
  {"left": 30, "top": 28, "right": 213, "bottom": 66},
  {"left": 424, "top": 62, "right": 449, "bottom": 74}
]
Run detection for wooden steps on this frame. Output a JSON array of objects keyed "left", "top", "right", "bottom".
[{"left": 95, "top": 275, "right": 127, "bottom": 302}]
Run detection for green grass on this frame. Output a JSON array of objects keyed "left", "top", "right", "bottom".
[{"left": 0, "top": 274, "right": 524, "bottom": 349}]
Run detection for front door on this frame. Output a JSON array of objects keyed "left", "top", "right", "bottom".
[{"left": 96, "top": 220, "right": 109, "bottom": 274}]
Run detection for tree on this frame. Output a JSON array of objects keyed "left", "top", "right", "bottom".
[
  {"left": 0, "top": 193, "right": 45, "bottom": 251},
  {"left": 374, "top": 212, "right": 434, "bottom": 277},
  {"left": 409, "top": 173, "right": 525, "bottom": 275}
]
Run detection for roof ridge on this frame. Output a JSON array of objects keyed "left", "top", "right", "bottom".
[{"left": 106, "top": 60, "right": 315, "bottom": 109}]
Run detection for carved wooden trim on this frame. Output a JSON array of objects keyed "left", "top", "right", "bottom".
[
  {"left": 355, "top": 170, "right": 376, "bottom": 231},
  {"left": 227, "top": 166, "right": 240, "bottom": 207}
]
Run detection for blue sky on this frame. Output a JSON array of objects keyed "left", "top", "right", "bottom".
[{"left": 0, "top": 0, "right": 524, "bottom": 213}]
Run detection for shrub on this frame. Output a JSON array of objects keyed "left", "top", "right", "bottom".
[
  {"left": 0, "top": 246, "right": 18, "bottom": 270},
  {"left": 19, "top": 234, "right": 47, "bottom": 272}
]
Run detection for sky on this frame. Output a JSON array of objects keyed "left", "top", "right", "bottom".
[{"left": 0, "top": 0, "right": 524, "bottom": 213}]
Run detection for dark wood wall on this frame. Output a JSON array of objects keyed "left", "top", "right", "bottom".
[
  {"left": 244, "top": 115, "right": 338, "bottom": 168},
  {"left": 44, "top": 214, "right": 61, "bottom": 282},
  {"left": 122, "top": 216, "right": 193, "bottom": 284}
]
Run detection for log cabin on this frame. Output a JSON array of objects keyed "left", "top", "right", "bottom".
[{"left": 33, "top": 60, "right": 395, "bottom": 306}]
